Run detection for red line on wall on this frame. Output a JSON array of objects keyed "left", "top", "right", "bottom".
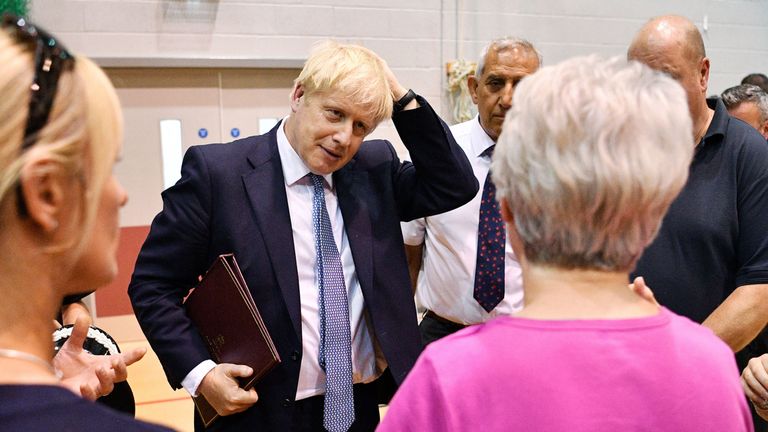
[{"left": 95, "top": 225, "right": 150, "bottom": 317}]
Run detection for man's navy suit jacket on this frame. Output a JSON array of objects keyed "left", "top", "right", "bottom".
[{"left": 128, "top": 97, "right": 478, "bottom": 430}]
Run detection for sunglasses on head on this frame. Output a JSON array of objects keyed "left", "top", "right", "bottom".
[
  {"left": 2, "top": 14, "right": 75, "bottom": 216},
  {"left": 2, "top": 14, "right": 75, "bottom": 150}
]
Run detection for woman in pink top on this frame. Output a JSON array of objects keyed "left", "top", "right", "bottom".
[{"left": 379, "top": 55, "right": 753, "bottom": 432}]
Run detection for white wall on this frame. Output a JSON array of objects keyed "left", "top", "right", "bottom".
[
  {"left": 442, "top": 1, "right": 768, "bottom": 96},
  {"left": 26, "top": 0, "right": 768, "bottom": 225},
  {"left": 29, "top": 0, "right": 768, "bottom": 110}
]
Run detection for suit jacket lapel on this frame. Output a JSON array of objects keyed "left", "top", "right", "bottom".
[
  {"left": 243, "top": 132, "right": 302, "bottom": 338},
  {"left": 335, "top": 167, "right": 374, "bottom": 299}
]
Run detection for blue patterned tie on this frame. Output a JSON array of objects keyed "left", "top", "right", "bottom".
[
  {"left": 473, "top": 146, "right": 505, "bottom": 312},
  {"left": 310, "top": 173, "right": 355, "bottom": 432}
]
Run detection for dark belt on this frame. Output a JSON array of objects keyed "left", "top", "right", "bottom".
[{"left": 424, "top": 310, "right": 467, "bottom": 329}]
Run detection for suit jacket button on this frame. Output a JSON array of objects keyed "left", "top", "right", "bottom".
[
  {"left": 283, "top": 398, "right": 292, "bottom": 407},
  {"left": 291, "top": 351, "right": 299, "bottom": 361}
]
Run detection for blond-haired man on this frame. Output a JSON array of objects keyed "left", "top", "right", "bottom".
[{"left": 129, "top": 41, "right": 477, "bottom": 431}]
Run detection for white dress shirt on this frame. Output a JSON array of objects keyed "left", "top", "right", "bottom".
[
  {"left": 182, "top": 118, "right": 380, "bottom": 399},
  {"left": 401, "top": 116, "right": 524, "bottom": 325}
]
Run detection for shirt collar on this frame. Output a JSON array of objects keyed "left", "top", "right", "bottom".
[
  {"left": 277, "top": 116, "right": 334, "bottom": 188},
  {"left": 469, "top": 115, "right": 496, "bottom": 158},
  {"left": 701, "top": 97, "right": 728, "bottom": 145}
]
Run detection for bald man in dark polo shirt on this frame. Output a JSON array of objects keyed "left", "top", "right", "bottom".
[{"left": 628, "top": 15, "right": 768, "bottom": 431}]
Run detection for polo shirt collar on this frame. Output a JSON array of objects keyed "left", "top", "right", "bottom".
[{"left": 701, "top": 97, "right": 729, "bottom": 145}]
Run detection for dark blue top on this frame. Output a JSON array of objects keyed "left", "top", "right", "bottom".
[
  {"left": 633, "top": 97, "right": 768, "bottom": 322},
  {"left": 0, "top": 385, "right": 172, "bottom": 431}
]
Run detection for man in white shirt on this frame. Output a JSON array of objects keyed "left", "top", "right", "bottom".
[{"left": 402, "top": 37, "right": 540, "bottom": 345}]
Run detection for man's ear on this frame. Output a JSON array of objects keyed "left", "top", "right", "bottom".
[
  {"left": 698, "top": 57, "right": 711, "bottom": 93},
  {"left": 499, "top": 197, "right": 513, "bottom": 223},
  {"left": 289, "top": 84, "right": 305, "bottom": 113},
  {"left": 760, "top": 119, "right": 768, "bottom": 140},
  {"left": 18, "top": 159, "right": 68, "bottom": 233},
  {"left": 468, "top": 75, "right": 480, "bottom": 105}
]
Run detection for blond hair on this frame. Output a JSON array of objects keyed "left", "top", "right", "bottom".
[
  {"left": 492, "top": 56, "right": 693, "bottom": 271},
  {"left": 295, "top": 40, "right": 392, "bottom": 125},
  {"left": 0, "top": 30, "right": 122, "bottom": 254}
]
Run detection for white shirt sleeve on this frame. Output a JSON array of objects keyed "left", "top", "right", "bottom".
[
  {"left": 401, "top": 218, "right": 427, "bottom": 246},
  {"left": 181, "top": 360, "right": 217, "bottom": 396}
]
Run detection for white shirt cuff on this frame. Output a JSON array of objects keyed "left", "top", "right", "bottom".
[
  {"left": 400, "top": 220, "right": 426, "bottom": 245},
  {"left": 181, "top": 360, "right": 217, "bottom": 396}
]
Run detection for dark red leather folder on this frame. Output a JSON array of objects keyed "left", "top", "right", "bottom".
[{"left": 184, "top": 254, "right": 281, "bottom": 427}]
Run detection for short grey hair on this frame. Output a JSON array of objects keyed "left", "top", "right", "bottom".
[
  {"left": 475, "top": 37, "right": 542, "bottom": 77},
  {"left": 492, "top": 56, "right": 693, "bottom": 271},
  {"left": 721, "top": 84, "right": 768, "bottom": 123}
]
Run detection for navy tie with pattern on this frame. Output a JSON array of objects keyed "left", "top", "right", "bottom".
[
  {"left": 473, "top": 146, "right": 506, "bottom": 312},
  {"left": 310, "top": 173, "right": 355, "bottom": 432}
]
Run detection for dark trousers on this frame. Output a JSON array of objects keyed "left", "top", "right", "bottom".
[
  {"left": 291, "top": 381, "right": 380, "bottom": 432},
  {"left": 418, "top": 310, "right": 467, "bottom": 346}
]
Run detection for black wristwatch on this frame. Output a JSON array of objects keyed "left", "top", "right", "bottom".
[{"left": 393, "top": 89, "right": 417, "bottom": 113}]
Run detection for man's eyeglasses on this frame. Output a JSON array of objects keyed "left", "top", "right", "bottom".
[{"left": 1, "top": 14, "right": 75, "bottom": 150}]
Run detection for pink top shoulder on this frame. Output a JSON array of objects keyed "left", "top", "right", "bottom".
[{"left": 379, "top": 308, "right": 753, "bottom": 432}]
